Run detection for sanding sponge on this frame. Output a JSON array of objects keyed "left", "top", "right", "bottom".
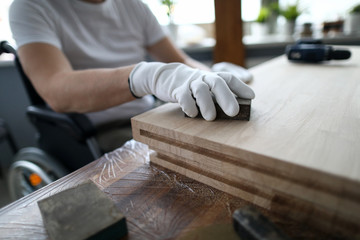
[
  {"left": 38, "top": 180, "right": 127, "bottom": 240},
  {"left": 186, "top": 98, "right": 252, "bottom": 121},
  {"left": 215, "top": 98, "right": 251, "bottom": 120}
]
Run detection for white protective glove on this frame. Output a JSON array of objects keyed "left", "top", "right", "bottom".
[
  {"left": 129, "top": 62, "right": 255, "bottom": 121},
  {"left": 212, "top": 62, "right": 253, "bottom": 83}
]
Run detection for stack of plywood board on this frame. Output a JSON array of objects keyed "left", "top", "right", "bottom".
[{"left": 132, "top": 47, "right": 360, "bottom": 237}]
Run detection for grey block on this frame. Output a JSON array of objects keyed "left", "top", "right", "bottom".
[
  {"left": 38, "top": 180, "right": 127, "bottom": 240},
  {"left": 186, "top": 98, "right": 252, "bottom": 121}
]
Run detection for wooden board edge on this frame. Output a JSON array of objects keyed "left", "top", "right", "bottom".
[
  {"left": 132, "top": 127, "right": 360, "bottom": 204},
  {"left": 150, "top": 152, "right": 360, "bottom": 237}
]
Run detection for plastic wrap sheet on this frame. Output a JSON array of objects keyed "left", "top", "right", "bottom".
[
  {"left": 93, "top": 139, "right": 152, "bottom": 188},
  {"left": 92, "top": 140, "right": 246, "bottom": 239},
  {"left": 0, "top": 140, "right": 246, "bottom": 240}
]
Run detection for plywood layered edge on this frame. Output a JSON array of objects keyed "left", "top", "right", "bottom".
[
  {"left": 150, "top": 152, "right": 360, "bottom": 237},
  {"left": 132, "top": 114, "right": 360, "bottom": 203},
  {"left": 146, "top": 143, "right": 360, "bottom": 221}
]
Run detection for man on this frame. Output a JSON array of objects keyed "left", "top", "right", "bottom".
[{"left": 9, "top": 0, "right": 255, "bottom": 151}]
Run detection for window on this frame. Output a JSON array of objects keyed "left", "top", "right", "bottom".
[
  {"left": 280, "top": 0, "right": 360, "bottom": 25},
  {"left": 242, "top": 0, "right": 262, "bottom": 22},
  {"left": 242, "top": 0, "right": 359, "bottom": 24},
  {"left": 0, "top": 0, "right": 14, "bottom": 45},
  {"left": 142, "top": 0, "right": 215, "bottom": 25}
]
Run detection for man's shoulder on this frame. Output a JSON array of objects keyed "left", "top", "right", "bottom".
[
  {"left": 10, "top": 0, "right": 68, "bottom": 15},
  {"left": 11, "top": 0, "right": 61, "bottom": 8},
  {"left": 114, "top": 0, "right": 148, "bottom": 11}
]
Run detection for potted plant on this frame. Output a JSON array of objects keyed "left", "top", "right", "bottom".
[
  {"left": 350, "top": 4, "right": 360, "bottom": 13},
  {"left": 160, "top": 0, "right": 177, "bottom": 41},
  {"left": 268, "top": 3, "right": 280, "bottom": 34},
  {"left": 251, "top": 7, "right": 271, "bottom": 36},
  {"left": 345, "top": 4, "right": 360, "bottom": 34},
  {"left": 161, "top": 0, "right": 175, "bottom": 23},
  {"left": 279, "top": 1, "right": 303, "bottom": 35}
]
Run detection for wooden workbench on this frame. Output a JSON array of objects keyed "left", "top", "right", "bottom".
[
  {"left": 132, "top": 46, "right": 360, "bottom": 238},
  {"left": 0, "top": 140, "right": 340, "bottom": 239}
]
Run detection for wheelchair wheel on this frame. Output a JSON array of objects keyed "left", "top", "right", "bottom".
[{"left": 8, "top": 147, "right": 68, "bottom": 200}]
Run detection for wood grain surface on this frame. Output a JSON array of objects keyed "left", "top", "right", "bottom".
[
  {"left": 150, "top": 151, "right": 359, "bottom": 237},
  {"left": 0, "top": 142, "right": 339, "bottom": 239},
  {"left": 132, "top": 46, "right": 360, "bottom": 237}
]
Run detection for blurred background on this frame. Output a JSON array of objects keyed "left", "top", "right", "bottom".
[
  {"left": 2, "top": 0, "right": 360, "bottom": 65},
  {"left": 1, "top": 0, "right": 359, "bottom": 208}
]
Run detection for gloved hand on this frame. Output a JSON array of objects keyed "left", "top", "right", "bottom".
[
  {"left": 129, "top": 62, "right": 255, "bottom": 121},
  {"left": 212, "top": 62, "right": 253, "bottom": 83}
]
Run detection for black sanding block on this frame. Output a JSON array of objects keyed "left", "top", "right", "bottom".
[
  {"left": 38, "top": 180, "right": 127, "bottom": 240},
  {"left": 233, "top": 206, "right": 291, "bottom": 240},
  {"left": 186, "top": 98, "right": 252, "bottom": 120}
]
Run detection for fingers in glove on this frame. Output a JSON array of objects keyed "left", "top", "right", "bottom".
[
  {"left": 190, "top": 80, "right": 216, "bottom": 121},
  {"left": 217, "top": 72, "right": 255, "bottom": 99},
  {"left": 175, "top": 87, "right": 199, "bottom": 118},
  {"left": 211, "top": 62, "right": 253, "bottom": 83},
  {"left": 203, "top": 75, "right": 239, "bottom": 117}
]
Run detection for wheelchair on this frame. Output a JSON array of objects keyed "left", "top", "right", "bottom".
[{"left": 0, "top": 41, "right": 113, "bottom": 200}]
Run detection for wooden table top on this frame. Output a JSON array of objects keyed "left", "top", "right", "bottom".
[
  {"left": 134, "top": 46, "right": 360, "bottom": 184},
  {"left": 0, "top": 141, "right": 335, "bottom": 239}
]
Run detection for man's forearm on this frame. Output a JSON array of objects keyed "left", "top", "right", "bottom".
[
  {"left": 44, "top": 66, "right": 136, "bottom": 113},
  {"left": 18, "top": 43, "right": 137, "bottom": 114}
]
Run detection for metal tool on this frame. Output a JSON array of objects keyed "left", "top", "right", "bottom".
[
  {"left": 233, "top": 206, "right": 292, "bottom": 240},
  {"left": 286, "top": 39, "right": 351, "bottom": 63}
]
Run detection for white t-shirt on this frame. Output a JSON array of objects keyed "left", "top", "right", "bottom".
[{"left": 9, "top": 0, "right": 166, "bottom": 126}]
